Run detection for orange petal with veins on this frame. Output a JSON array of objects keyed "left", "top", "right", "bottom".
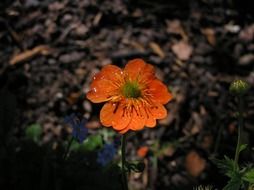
[
  {"left": 100, "top": 102, "right": 131, "bottom": 131},
  {"left": 124, "top": 59, "right": 146, "bottom": 81},
  {"left": 87, "top": 65, "right": 123, "bottom": 103},
  {"left": 100, "top": 102, "right": 116, "bottom": 126},
  {"left": 93, "top": 64, "right": 123, "bottom": 81},
  {"left": 145, "top": 103, "right": 167, "bottom": 128},
  {"left": 128, "top": 105, "right": 146, "bottom": 131},
  {"left": 149, "top": 103, "right": 167, "bottom": 119},
  {"left": 87, "top": 80, "right": 119, "bottom": 103},
  {"left": 148, "top": 79, "right": 172, "bottom": 104},
  {"left": 145, "top": 117, "right": 157, "bottom": 128},
  {"left": 139, "top": 63, "right": 156, "bottom": 84}
]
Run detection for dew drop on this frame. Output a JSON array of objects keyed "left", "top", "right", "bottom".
[{"left": 92, "top": 87, "right": 97, "bottom": 92}]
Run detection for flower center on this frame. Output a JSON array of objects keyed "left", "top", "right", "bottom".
[{"left": 122, "top": 81, "right": 142, "bottom": 98}]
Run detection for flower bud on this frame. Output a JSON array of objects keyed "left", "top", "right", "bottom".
[{"left": 230, "top": 80, "right": 250, "bottom": 96}]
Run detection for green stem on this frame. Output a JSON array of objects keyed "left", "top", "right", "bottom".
[
  {"left": 150, "top": 156, "right": 158, "bottom": 189},
  {"left": 121, "top": 134, "right": 128, "bottom": 190},
  {"left": 63, "top": 137, "right": 74, "bottom": 160},
  {"left": 234, "top": 96, "right": 243, "bottom": 170}
]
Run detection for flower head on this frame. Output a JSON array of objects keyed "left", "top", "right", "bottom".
[
  {"left": 97, "top": 143, "right": 116, "bottom": 166},
  {"left": 64, "top": 113, "right": 88, "bottom": 143},
  {"left": 87, "top": 59, "right": 172, "bottom": 134}
]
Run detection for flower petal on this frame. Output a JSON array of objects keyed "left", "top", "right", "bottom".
[
  {"left": 149, "top": 103, "right": 167, "bottom": 119},
  {"left": 145, "top": 103, "right": 167, "bottom": 128},
  {"left": 148, "top": 79, "right": 173, "bottom": 104},
  {"left": 87, "top": 65, "right": 123, "bottom": 103},
  {"left": 100, "top": 102, "right": 131, "bottom": 130},
  {"left": 124, "top": 59, "right": 146, "bottom": 81},
  {"left": 94, "top": 64, "right": 123, "bottom": 81},
  {"left": 100, "top": 102, "right": 115, "bottom": 127},
  {"left": 139, "top": 63, "right": 156, "bottom": 83},
  {"left": 118, "top": 127, "right": 129, "bottom": 134},
  {"left": 145, "top": 117, "right": 156, "bottom": 128},
  {"left": 128, "top": 105, "right": 146, "bottom": 131},
  {"left": 87, "top": 80, "right": 119, "bottom": 103}
]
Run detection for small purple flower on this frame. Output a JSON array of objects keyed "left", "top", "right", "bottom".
[
  {"left": 64, "top": 113, "right": 76, "bottom": 125},
  {"left": 97, "top": 143, "right": 116, "bottom": 166},
  {"left": 64, "top": 113, "right": 88, "bottom": 143}
]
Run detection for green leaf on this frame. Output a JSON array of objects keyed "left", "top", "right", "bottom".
[
  {"left": 239, "top": 144, "right": 247, "bottom": 153},
  {"left": 243, "top": 168, "right": 254, "bottom": 183},
  {"left": 79, "top": 134, "right": 103, "bottom": 152},
  {"left": 25, "top": 124, "right": 42, "bottom": 142},
  {"left": 69, "top": 140, "right": 80, "bottom": 151},
  {"left": 223, "top": 172, "right": 242, "bottom": 190},
  {"left": 214, "top": 156, "right": 237, "bottom": 177}
]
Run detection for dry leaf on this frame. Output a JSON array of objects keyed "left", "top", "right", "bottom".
[
  {"left": 201, "top": 28, "right": 216, "bottom": 46},
  {"left": 163, "top": 145, "right": 175, "bottom": 157},
  {"left": 66, "top": 92, "right": 82, "bottom": 105},
  {"left": 207, "top": 91, "right": 219, "bottom": 97},
  {"left": 10, "top": 45, "right": 51, "bottom": 65},
  {"left": 132, "top": 9, "right": 143, "bottom": 17},
  {"left": 201, "top": 134, "right": 213, "bottom": 149},
  {"left": 185, "top": 150, "right": 206, "bottom": 177},
  {"left": 172, "top": 41, "right": 193, "bottom": 61},
  {"left": 93, "top": 12, "right": 102, "bottom": 26},
  {"left": 239, "top": 24, "right": 254, "bottom": 42},
  {"left": 224, "top": 24, "right": 240, "bottom": 33},
  {"left": 86, "top": 121, "right": 100, "bottom": 129},
  {"left": 142, "top": 159, "right": 149, "bottom": 187},
  {"left": 228, "top": 122, "right": 236, "bottom": 134},
  {"left": 48, "top": 1, "right": 66, "bottom": 11},
  {"left": 149, "top": 42, "right": 165, "bottom": 58},
  {"left": 130, "top": 41, "right": 145, "bottom": 52},
  {"left": 239, "top": 54, "right": 254, "bottom": 66},
  {"left": 74, "top": 24, "right": 89, "bottom": 37},
  {"left": 166, "top": 20, "right": 188, "bottom": 41},
  {"left": 191, "top": 112, "right": 203, "bottom": 135}
]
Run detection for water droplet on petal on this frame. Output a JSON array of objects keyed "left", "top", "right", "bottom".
[{"left": 92, "top": 87, "right": 97, "bottom": 92}]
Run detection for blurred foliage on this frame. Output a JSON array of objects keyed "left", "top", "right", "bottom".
[
  {"left": 80, "top": 134, "right": 103, "bottom": 152},
  {"left": 0, "top": 136, "right": 122, "bottom": 190},
  {"left": 214, "top": 154, "right": 254, "bottom": 190},
  {"left": 25, "top": 124, "right": 42, "bottom": 143}
]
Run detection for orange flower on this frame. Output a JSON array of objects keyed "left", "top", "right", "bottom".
[{"left": 86, "top": 59, "right": 172, "bottom": 134}]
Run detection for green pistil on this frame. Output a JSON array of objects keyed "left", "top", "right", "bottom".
[{"left": 122, "top": 81, "right": 141, "bottom": 98}]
